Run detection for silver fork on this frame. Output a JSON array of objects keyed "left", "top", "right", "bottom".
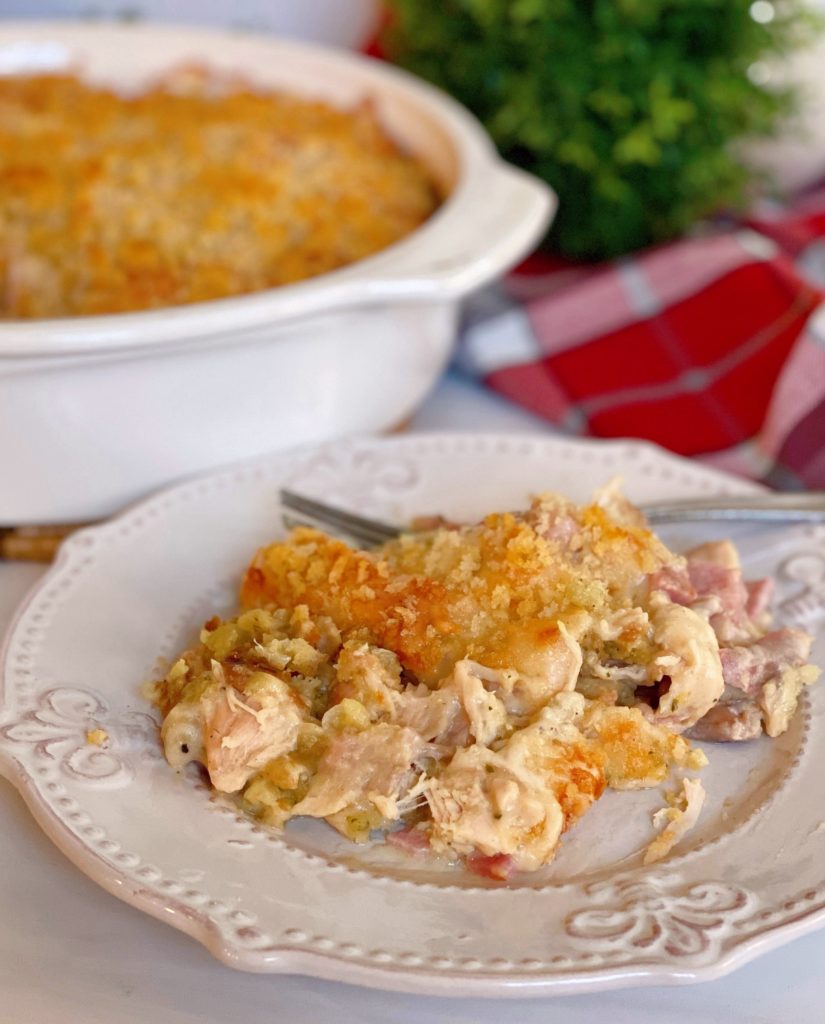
[
  {"left": 280, "top": 488, "right": 825, "bottom": 548},
  {"left": 281, "top": 489, "right": 402, "bottom": 547}
]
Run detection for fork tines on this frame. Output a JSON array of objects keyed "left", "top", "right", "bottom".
[{"left": 280, "top": 489, "right": 402, "bottom": 549}]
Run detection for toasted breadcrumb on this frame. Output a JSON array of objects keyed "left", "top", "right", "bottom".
[
  {"left": 240, "top": 492, "right": 673, "bottom": 687},
  {"left": 0, "top": 71, "right": 438, "bottom": 318}
]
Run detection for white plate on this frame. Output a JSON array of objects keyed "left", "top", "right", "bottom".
[{"left": 1, "top": 434, "right": 824, "bottom": 998}]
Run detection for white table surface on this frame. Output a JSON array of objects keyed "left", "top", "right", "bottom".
[{"left": 2, "top": 372, "right": 823, "bottom": 1023}]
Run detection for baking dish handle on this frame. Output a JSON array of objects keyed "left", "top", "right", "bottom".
[{"left": 356, "top": 160, "right": 556, "bottom": 303}]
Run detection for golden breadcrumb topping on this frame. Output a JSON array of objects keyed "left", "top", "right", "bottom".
[
  {"left": 0, "top": 70, "right": 438, "bottom": 318},
  {"left": 240, "top": 492, "right": 673, "bottom": 686}
]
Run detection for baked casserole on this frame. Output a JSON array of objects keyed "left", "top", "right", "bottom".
[{"left": 0, "top": 71, "right": 439, "bottom": 318}]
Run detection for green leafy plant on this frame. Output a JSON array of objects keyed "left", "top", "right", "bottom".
[{"left": 383, "top": 0, "right": 817, "bottom": 260}]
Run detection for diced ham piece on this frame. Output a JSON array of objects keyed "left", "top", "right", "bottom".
[
  {"left": 686, "top": 700, "right": 764, "bottom": 742},
  {"left": 651, "top": 541, "right": 773, "bottom": 645},
  {"left": 386, "top": 826, "right": 431, "bottom": 856},
  {"left": 465, "top": 852, "right": 517, "bottom": 881},
  {"left": 523, "top": 497, "right": 580, "bottom": 545},
  {"left": 687, "top": 557, "right": 749, "bottom": 636},
  {"left": 649, "top": 564, "right": 696, "bottom": 605},
  {"left": 745, "top": 578, "right": 774, "bottom": 623},
  {"left": 719, "top": 629, "right": 814, "bottom": 695}
]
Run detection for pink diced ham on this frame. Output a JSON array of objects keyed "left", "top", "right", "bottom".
[
  {"left": 386, "top": 826, "right": 431, "bottom": 856},
  {"left": 719, "top": 628, "right": 814, "bottom": 695},
  {"left": 648, "top": 564, "right": 697, "bottom": 605},
  {"left": 465, "top": 852, "right": 517, "bottom": 882},
  {"left": 650, "top": 547, "right": 749, "bottom": 626},
  {"left": 745, "top": 578, "right": 774, "bottom": 622},
  {"left": 650, "top": 540, "right": 771, "bottom": 643},
  {"left": 686, "top": 700, "right": 764, "bottom": 742},
  {"left": 687, "top": 558, "right": 750, "bottom": 628}
]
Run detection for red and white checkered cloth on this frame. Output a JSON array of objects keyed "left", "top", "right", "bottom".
[{"left": 457, "top": 189, "right": 825, "bottom": 489}]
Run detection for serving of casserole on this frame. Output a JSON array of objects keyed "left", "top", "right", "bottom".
[{"left": 150, "top": 481, "right": 819, "bottom": 880}]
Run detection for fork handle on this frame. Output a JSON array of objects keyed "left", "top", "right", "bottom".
[{"left": 642, "top": 493, "right": 825, "bottom": 524}]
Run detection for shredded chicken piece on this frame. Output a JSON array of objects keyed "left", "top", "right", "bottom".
[
  {"left": 759, "top": 664, "right": 821, "bottom": 738},
  {"left": 292, "top": 724, "right": 426, "bottom": 822},
  {"left": 425, "top": 744, "right": 568, "bottom": 872},
  {"left": 644, "top": 778, "right": 706, "bottom": 865},
  {"left": 449, "top": 661, "right": 509, "bottom": 746},
  {"left": 328, "top": 642, "right": 403, "bottom": 721},
  {"left": 203, "top": 676, "right": 307, "bottom": 792}
]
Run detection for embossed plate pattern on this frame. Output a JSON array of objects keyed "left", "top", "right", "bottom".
[{"left": 1, "top": 434, "right": 823, "bottom": 997}]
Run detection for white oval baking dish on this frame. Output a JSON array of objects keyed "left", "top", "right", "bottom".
[{"left": 0, "top": 22, "right": 554, "bottom": 525}]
